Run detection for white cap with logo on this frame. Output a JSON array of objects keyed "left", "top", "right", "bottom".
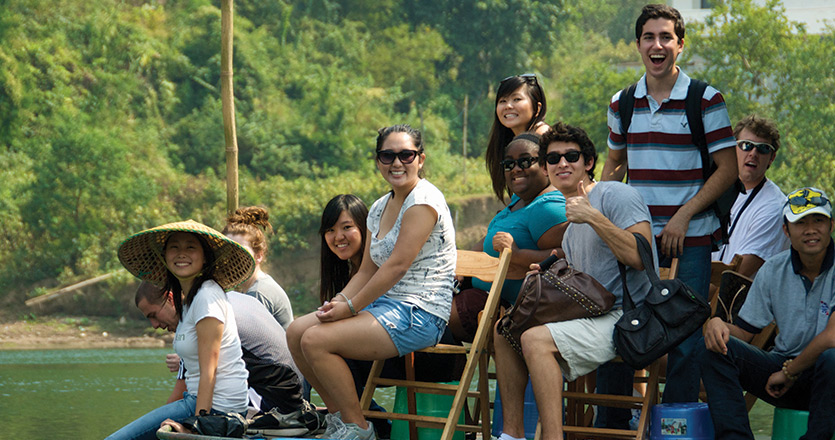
[{"left": 783, "top": 187, "right": 832, "bottom": 223}]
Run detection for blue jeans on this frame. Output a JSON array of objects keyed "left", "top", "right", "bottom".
[
  {"left": 365, "top": 296, "right": 446, "bottom": 356},
  {"left": 105, "top": 392, "right": 197, "bottom": 440},
  {"left": 698, "top": 338, "right": 835, "bottom": 440},
  {"left": 658, "top": 244, "right": 711, "bottom": 403}
]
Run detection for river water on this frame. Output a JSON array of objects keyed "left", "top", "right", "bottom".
[
  {"left": 1, "top": 348, "right": 176, "bottom": 440},
  {"left": 0, "top": 348, "right": 777, "bottom": 440},
  {"left": 0, "top": 347, "right": 399, "bottom": 440}
]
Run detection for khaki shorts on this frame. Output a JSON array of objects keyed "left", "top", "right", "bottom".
[{"left": 544, "top": 309, "right": 623, "bottom": 382}]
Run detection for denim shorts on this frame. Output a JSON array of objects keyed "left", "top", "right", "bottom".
[{"left": 365, "top": 296, "right": 446, "bottom": 356}]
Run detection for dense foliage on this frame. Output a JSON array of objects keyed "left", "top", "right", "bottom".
[{"left": 2, "top": 0, "right": 833, "bottom": 309}]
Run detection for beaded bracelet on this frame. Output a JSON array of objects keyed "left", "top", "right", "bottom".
[
  {"left": 782, "top": 359, "right": 798, "bottom": 381},
  {"left": 335, "top": 292, "right": 357, "bottom": 316}
]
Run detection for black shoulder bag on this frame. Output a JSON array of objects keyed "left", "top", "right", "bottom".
[{"left": 613, "top": 233, "right": 711, "bottom": 370}]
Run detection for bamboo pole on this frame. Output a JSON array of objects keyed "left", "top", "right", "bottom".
[
  {"left": 462, "top": 94, "right": 468, "bottom": 185},
  {"left": 221, "top": 0, "right": 239, "bottom": 214},
  {"left": 25, "top": 271, "right": 123, "bottom": 307}
]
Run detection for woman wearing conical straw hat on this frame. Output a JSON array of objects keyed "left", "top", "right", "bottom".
[{"left": 106, "top": 220, "right": 254, "bottom": 440}]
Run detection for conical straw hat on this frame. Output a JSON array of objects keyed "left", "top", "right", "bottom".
[{"left": 117, "top": 219, "right": 254, "bottom": 290}]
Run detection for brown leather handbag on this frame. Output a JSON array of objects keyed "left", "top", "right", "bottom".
[{"left": 498, "top": 255, "right": 615, "bottom": 355}]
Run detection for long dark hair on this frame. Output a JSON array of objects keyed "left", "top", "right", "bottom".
[
  {"left": 485, "top": 75, "right": 547, "bottom": 202},
  {"left": 319, "top": 194, "right": 369, "bottom": 304},
  {"left": 163, "top": 232, "right": 216, "bottom": 319}
]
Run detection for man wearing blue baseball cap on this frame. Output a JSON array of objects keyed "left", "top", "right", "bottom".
[{"left": 698, "top": 187, "right": 835, "bottom": 439}]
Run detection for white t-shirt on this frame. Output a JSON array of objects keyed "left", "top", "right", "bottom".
[
  {"left": 174, "top": 280, "right": 249, "bottom": 413},
  {"left": 367, "top": 179, "right": 456, "bottom": 321},
  {"left": 712, "top": 179, "right": 789, "bottom": 264}
]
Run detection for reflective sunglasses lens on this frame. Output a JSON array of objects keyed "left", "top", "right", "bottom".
[
  {"left": 738, "top": 140, "right": 774, "bottom": 154},
  {"left": 788, "top": 195, "right": 829, "bottom": 207},
  {"left": 502, "top": 157, "right": 538, "bottom": 171}
]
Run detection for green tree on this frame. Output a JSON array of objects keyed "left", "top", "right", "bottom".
[
  {"left": 686, "top": 0, "right": 800, "bottom": 118},
  {"left": 687, "top": 0, "right": 835, "bottom": 196}
]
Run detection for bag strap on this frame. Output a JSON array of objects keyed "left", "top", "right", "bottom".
[
  {"left": 618, "top": 233, "right": 658, "bottom": 311},
  {"left": 727, "top": 177, "right": 766, "bottom": 238},
  {"left": 686, "top": 79, "right": 709, "bottom": 179},
  {"left": 719, "top": 177, "right": 767, "bottom": 260},
  {"left": 617, "top": 83, "right": 638, "bottom": 138}
]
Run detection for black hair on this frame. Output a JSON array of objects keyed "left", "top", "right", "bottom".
[
  {"left": 319, "top": 194, "right": 369, "bottom": 304},
  {"left": 376, "top": 124, "right": 423, "bottom": 153},
  {"left": 485, "top": 75, "right": 547, "bottom": 203},
  {"left": 539, "top": 121, "right": 598, "bottom": 181},
  {"left": 135, "top": 281, "right": 166, "bottom": 307},
  {"left": 635, "top": 4, "right": 685, "bottom": 41}
]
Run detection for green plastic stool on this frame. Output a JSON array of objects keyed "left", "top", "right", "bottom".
[
  {"left": 771, "top": 407, "right": 835, "bottom": 440},
  {"left": 390, "top": 383, "right": 465, "bottom": 440}
]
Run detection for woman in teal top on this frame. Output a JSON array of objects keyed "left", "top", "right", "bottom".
[{"left": 449, "top": 133, "right": 567, "bottom": 342}]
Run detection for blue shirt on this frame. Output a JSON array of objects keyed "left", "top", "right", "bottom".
[
  {"left": 473, "top": 191, "right": 567, "bottom": 303},
  {"left": 738, "top": 241, "right": 835, "bottom": 357}
]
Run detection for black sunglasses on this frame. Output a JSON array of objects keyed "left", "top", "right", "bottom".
[
  {"left": 500, "top": 73, "right": 538, "bottom": 85},
  {"left": 376, "top": 149, "right": 420, "bottom": 165},
  {"left": 545, "top": 151, "right": 583, "bottom": 165},
  {"left": 501, "top": 156, "right": 539, "bottom": 172},
  {"left": 787, "top": 189, "right": 830, "bottom": 208},
  {"left": 737, "top": 140, "right": 775, "bottom": 154}
]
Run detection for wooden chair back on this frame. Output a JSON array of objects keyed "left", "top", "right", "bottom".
[{"left": 360, "top": 248, "right": 512, "bottom": 440}]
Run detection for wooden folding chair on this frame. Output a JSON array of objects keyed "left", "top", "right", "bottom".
[
  {"left": 708, "top": 254, "right": 743, "bottom": 314},
  {"left": 533, "top": 259, "right": 680, "bottom": 440},
  {"left": 360, "top": 248, "right": 512, "bottom": 440}
]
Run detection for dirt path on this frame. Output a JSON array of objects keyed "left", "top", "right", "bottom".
[{"left": 0, "top": 316, "right": 171, "bottom": 350}]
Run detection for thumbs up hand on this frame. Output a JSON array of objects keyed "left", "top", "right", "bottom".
[{"left": 565, "top": 181, "right": 597, "bottom": 224}]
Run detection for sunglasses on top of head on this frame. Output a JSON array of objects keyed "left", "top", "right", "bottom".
[
  {"left": 737, "top": 140, "right": 775, "bottom": 154},
  {"left": 545, "top": 150, "right": 583, "bottom": 165},
  {"left": 501, "top": 156, "right": 539, "bottom": 172},
  {"left": 376, "top": 149, "right": 420, "bottom": 165},
  {"left": 500, "top": 73, "right": 538, "bottom": 85},
  {"left": 787, "top": 190, "right": 830, "bottom": 208}
]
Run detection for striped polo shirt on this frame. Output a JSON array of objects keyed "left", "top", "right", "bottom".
[{"left": 606, "top": 70, "right": 736, "bottom": 246}]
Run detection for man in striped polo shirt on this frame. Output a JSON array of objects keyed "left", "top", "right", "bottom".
[{"left": 601, "top": 4, "right": 738, "bottom": 406}]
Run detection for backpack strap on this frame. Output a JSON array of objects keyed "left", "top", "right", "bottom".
[
  {"left": 685, "top": 78, "right": 709, "bottom": 178},
  {"left": 617, "top": 82, "right": 639, "bottom": 135}
]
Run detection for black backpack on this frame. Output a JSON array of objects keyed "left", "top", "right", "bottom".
[{"left": 617, "top": 79, "right": 742, "bottom": 247}]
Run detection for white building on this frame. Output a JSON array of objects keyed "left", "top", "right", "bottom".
[{"left": 670, "top": 0, "right": 835, "bottom": 34}]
